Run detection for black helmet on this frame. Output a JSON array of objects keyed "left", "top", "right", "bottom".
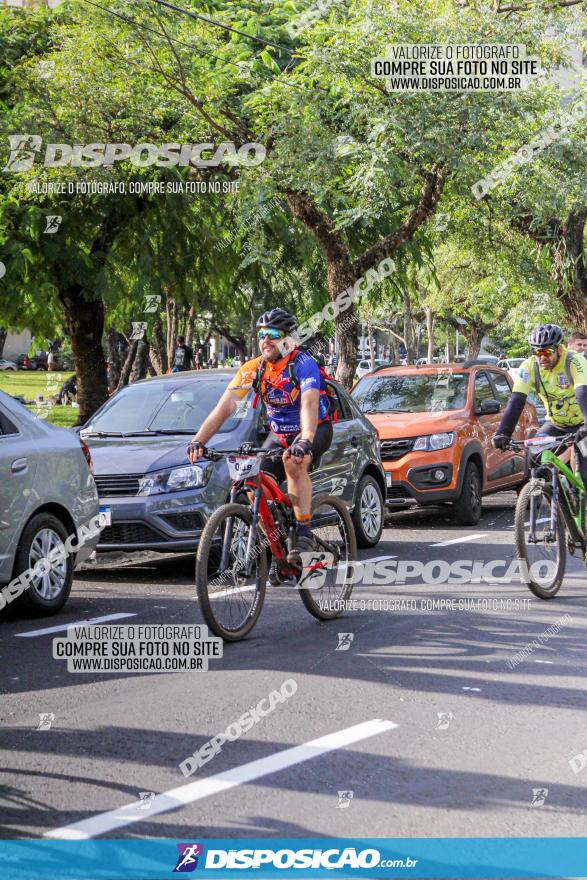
[
  {"left": 528, "top": 324, "right": 564, "bottom": 349},
  {"left": 256, "top": 308, "right": 298, "bottom": 335}
]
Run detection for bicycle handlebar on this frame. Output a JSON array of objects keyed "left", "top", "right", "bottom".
[
  {"left": 506, "top": 432, "right": 578, "bottom": 452},
  {"left": 202, "top": 444, "right": 284, "bottom": 462}
]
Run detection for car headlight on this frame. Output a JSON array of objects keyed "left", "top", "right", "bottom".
[
  {"left": 413, "top": 432, "right": 455, "bottom": 451},
  {"left": 138, "top": 464, "right": 211, "bottom": 495}
]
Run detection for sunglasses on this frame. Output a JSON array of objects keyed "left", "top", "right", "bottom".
[
  {"left": 533, "top": 347, "right": 557, "bottom": 357},
  {"left": 257, "top": 328, "right": 285, "bottom": 340}
]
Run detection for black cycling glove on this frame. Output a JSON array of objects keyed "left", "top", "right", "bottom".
[
  {"left": 286, "top": 438, "right": 313, "bottom": 459},
  {"left": 492, "top": 433, "right": 511, "bottom": 451},
  {"left": 187, "top": 440, "right": 207, "bottom": 459}
]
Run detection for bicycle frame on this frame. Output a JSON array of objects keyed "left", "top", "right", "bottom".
[
  {"left": 222, "top": 472, "right": 292, "bottom": 577},
  {"left": 210, "top": 446, "right": 344, "bottom": 585},
  {"left": 528, "top": 446, "right": 586, "bottom": 549}
]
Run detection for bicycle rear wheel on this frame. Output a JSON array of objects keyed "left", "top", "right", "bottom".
[
  {"left": 196, "top": 503, "right": 267, "bottom": 641},
  {"left": 299, "top": 493, "right": 357, "bottom": 620},
  {"left": 514, "top": 480, "right": 566, "bottom": 599}
]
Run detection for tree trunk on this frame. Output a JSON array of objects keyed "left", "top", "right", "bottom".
[
  {"left": 116, "top": 339, "right": 139, "bottom": 391},
  {"left": 151, "top": 318, "right": 167, "bottom": 373},
  {"left": 465, "top": 324, "right": 482, "bottom": 360},
  {"left": 166, "top": 290, "right": 177, "bottom": 365},
  {"left": 367, "top": 323, "right": 375, "bottom": 368},
  {"left": 561, "top": 209, "right": 587, "bottom": 332},
  {"left": 403, "top": 293, "right": 416, "bottom": 363},
  {"left": 512, "top": 209, "right": 587, "bottom": 333},
  {"left": 446, "top": 337, "right": 455, "bottom": 362},
  {"left": 59, "top": 287, "right": 108, "bottom": 425},
  {"left": 426, "top": 308, "right": 435, "bottom": 363},
  {"left": 130, "top": 339, "right": 150, "bottom": 382},
  {"left": 186, "top": 306, "right": 196, "bottom": 348},
  {"left": 105, "top": 326, "right": 122, "bottom": 391},
  {"left": 0, "top": 327, "right": 6, "bottom": 359},
  {"left": 389, "top": 334, "right": 399, "bottom": 365}
]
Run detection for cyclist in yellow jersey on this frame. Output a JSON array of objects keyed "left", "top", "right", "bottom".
[{"left": 492, "top": 324, "right": 587, "bottom": 482}]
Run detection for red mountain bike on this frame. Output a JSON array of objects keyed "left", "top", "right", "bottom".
[{"left": 195, "top": 445, "right": 357, "bottom": 641}]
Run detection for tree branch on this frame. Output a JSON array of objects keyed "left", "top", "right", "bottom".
[{"left": 353, "top": 163, "right": 447, "bottom": 276}]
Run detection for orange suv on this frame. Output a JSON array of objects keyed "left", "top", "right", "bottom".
[{"left": 351, "top": 361, "right": 539, "bottom": 525}]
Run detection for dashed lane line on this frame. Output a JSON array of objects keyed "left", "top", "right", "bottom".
[
  {"left": 430, "top": 534, "right": 488, "bottom": 548},
  {"left": 44, "top": 718, "right": 398, "bottom": 839},
  {"left": 15, "top": 613, "right": 136, "bottom": 638}
]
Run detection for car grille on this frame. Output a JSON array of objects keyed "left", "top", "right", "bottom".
[
  {"left": 99, "top": 522, "right": 165, "bottom": 545},
  {"left": 93, "top": 474, "right": 142, "bottom": 497},
  {"left": 160, "top": 512, "right": 204, "bottom": 532},
  {"left": 386, "top": 486, "right": 411, "bottom": 500},
  {"left": 380, "top": 438, "right": 417, "bottom": 461}
]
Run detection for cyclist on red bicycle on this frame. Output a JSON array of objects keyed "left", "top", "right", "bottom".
[{"left": 188, "top": 308, "right": 333, "bottom": 578}]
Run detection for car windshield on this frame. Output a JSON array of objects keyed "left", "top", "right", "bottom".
[
  {"left": 84, "top": 378, "right": 246, "bottom": 434},
  {"left": 352, "top": 372, "right": 469, "bottom": 413}
]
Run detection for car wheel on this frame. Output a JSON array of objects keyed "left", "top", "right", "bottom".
[
  {"left": 11, "top": 513, "right": 74, "bottom": 615},
  {"left": 452, "top": 461, "right": 482, "bottom": 526},
  {"left": 352, "top": 475, "right": 384, "bottom": 548}
]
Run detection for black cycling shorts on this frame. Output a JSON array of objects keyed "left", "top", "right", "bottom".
[{"left": 260, "top": 420, "right": 333, "bottom": 485}]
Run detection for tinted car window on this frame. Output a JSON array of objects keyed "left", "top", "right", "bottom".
[
  {"left": 85, "top": 378, "right": 242, "bottom": 433},
  {"left": 474, "top": 372, "right": 495, "bottom": 405},
  {"left": 0, "top": 408, "right": 18, "bottom": 436},
  {"left": 327, "top": 383, "right": 352, "bottom": 421},
  {"left": 352, "top": 372, "right": 469, "bottom": 413},
  {"left": 490, "top": 371, "right": 512, "bottom": 406}
]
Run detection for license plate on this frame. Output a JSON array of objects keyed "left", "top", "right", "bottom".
[
  {"left": 386, "top": 473, "right": 392, "bottom": 487},
  {"left": 98, "top": 507, "right": 112, "bottom": 527}
]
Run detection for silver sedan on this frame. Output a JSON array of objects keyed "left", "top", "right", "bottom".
[{"left": 0, "top": 391, "right": 99, "bottom": 615}]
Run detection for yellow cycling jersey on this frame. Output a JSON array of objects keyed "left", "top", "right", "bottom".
[{"left": 513, "top": 347, "right": 587, "bottom": 426}]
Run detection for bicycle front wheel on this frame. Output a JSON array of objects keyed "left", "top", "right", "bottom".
[
  {"left": 514, "top": 480, "right": 566, "bottom": 599},
  {"left": 196, "top": 503, "right": 267, "bottom": 641},
  {"left": 299, "top": 493, "right": 357, "bottom": 620}
]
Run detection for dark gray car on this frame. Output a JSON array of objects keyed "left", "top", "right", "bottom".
[
  {"left": 0, "top": 391, "right": 99, "bottom": 614},
  {"left": 81, "top": 369, "right": 386, "bottom": 552}
]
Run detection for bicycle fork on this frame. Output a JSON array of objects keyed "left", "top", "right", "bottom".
[{"left": 528, "top": 471, "right": 559, "bottom": 544}]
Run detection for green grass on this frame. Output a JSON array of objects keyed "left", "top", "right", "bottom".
[{"left": 0, "top": 369, "right": 78, "bottom": 428}]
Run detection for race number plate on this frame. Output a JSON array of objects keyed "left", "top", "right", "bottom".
[{"left": 227, "top": 456, "right": 261, "bottom": 481}]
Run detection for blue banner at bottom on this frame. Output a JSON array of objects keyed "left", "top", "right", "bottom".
[{"left": 1, "top": 837, "right": 586, "bottom": 880}]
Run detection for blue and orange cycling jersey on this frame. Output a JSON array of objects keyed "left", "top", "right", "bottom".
[{"left": 227, "top": 351, "right": 330, "bottom": 434}]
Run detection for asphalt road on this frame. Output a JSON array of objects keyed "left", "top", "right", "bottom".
[{"left": 2, "top": 492, "right": 587, "bottom": 844}]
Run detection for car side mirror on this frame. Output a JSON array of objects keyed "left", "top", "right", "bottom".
[{"left": 476, "top": 398, "right": 500, "bottom": 415}]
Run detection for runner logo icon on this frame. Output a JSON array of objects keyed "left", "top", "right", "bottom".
[{"left": 173, "top": 843, "right": 204, "bottom": 872}]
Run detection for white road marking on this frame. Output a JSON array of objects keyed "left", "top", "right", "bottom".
[
  {"left": 431, "top": 534, "right": 488, "bottom": 547},
  {"left": 508, "top": 517, "right": 551, "bottom": 529},
  {"left": 192, "top": 556, "right": 398, "bottom": 598},
  {"left": 362, "top": 555, "right": 397, "bottom": 562},
  {"left": 209, "top": 584, "right": 257, "bottom": 597},
  {"left": 462, "top": 686, "right": 482, "bottom": 692},
  {"left": 45, "top": 718, "right": 397, "bottom": 840},
  {"left": 15, "top": 613, "right": 136, "bottom": 639}
]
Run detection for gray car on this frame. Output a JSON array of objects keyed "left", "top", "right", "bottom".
[
  {"left": 0, "top": 391, "right": 99, "bottom": 614},
  {"left": 81, "top": 369, "right": 387, "bottom": 552}
]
